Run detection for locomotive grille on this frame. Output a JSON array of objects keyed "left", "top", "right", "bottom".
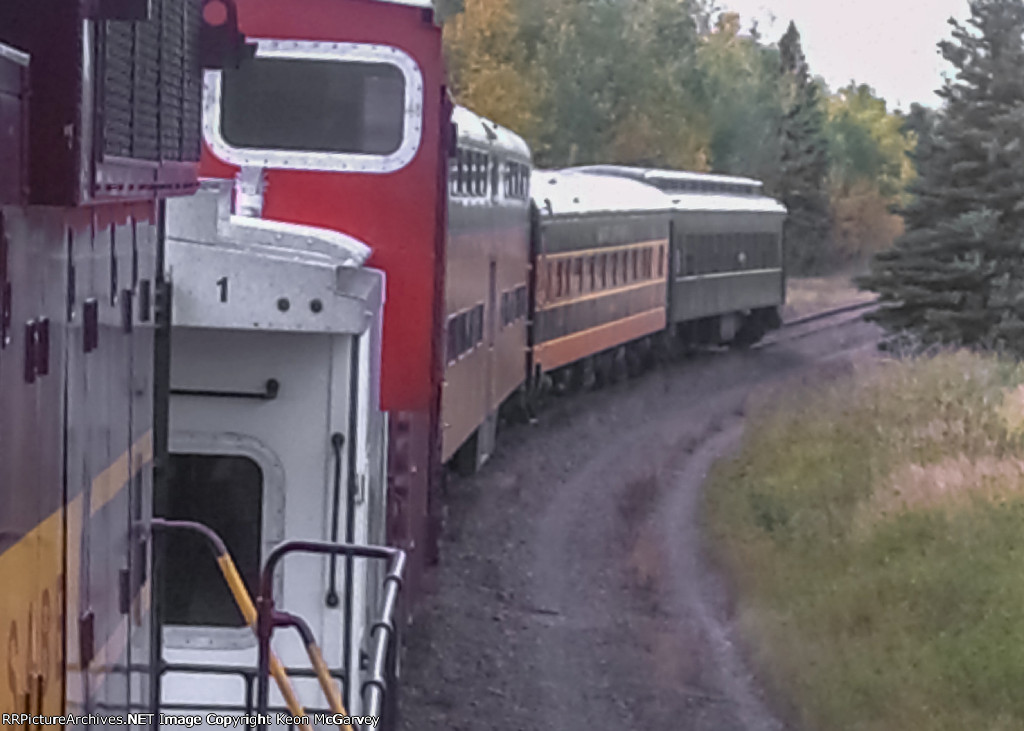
[{"left": 102, "top": 0, "right": 203, "bottom": 163}]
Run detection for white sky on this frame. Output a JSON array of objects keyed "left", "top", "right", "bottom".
[{"left": 721, "top": 0, "right": 971, "bottom": 110}]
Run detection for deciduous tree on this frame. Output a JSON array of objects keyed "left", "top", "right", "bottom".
[{"left": 444, "top": 0, "right": 542, "bottom": 141}]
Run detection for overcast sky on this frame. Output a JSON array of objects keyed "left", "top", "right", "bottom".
[{"left": 721, "top": 0, "right": 970, "bottom": 110}]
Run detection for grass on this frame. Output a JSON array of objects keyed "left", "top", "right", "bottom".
[{"left": 705, "top": 351, "right": 1024, "bottom": 731}]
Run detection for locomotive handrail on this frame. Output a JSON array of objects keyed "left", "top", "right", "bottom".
[
  {"left": 150, "top": 519, "right": 314, "bottom": 731},
  {"left": 255, "top": 540, "right": 406, "bottom": 731},
  {"left": 117, "top": 660, "right": 351, "bottom": 729},
  {"left": 272, "top": 609, "right": 353, "bottom": 729}
]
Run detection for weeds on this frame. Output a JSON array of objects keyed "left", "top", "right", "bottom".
[{"left": 705, "top": 351, "right": 1024, "bottom": 731}]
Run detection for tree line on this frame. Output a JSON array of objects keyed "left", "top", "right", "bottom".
[
  {"left": 861, "top": 0, "right": 1024, "bottom": 357},
  {"left": 440, "top": 0, "right": 915, "bottom": 273}
]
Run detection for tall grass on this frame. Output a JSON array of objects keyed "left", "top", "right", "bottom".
[{"left": 706, "top": 351, "right": 1024, "bottom": 731}]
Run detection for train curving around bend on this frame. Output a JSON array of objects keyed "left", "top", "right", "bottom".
[{"left": 1, "top": 0, "right": 787, "bottom": 728}]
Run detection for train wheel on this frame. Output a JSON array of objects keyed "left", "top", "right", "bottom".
[
  {"left": 609, "top": 347, "right": 627, "bottom": 384},
  {"left": 568, "top": 362, "right": 586, "bottom": 392},
  {"left": 552, "top": 367, "right": 571, "bottom": 395},
  {"left": 625, "top": 346, "right": 642, "bottom": 378},
  {"left": 651, "top": 331, "right": 672, "bottom": 364},
  {"left": 452, "top": 432, "right": 478, "bottom": 476},
  {"left": 673, "top": 322, "right": 698, "bottom": 357},
  {"left": 581, "top": 357, "right": 597, "bottom": 390},
  {"left": 592, "top": 355, "right": 607, "bottom": 389},
  {"left": 732, "top": 315, "right": 766, "bottom": 349},
  {"left": 501, "top": 388, "right": 532, "bottom": 424}
]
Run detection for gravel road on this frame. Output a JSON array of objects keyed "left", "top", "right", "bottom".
[{"left": 398, "top": 317, "right": 880, "bottom": 731}]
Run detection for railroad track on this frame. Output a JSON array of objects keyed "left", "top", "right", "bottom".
[
  {"left": 784, "top": 299, "right": 880, "bottom": 328},
  {"left": 759, "top": 299, "right": 880, "bottom": 349}
]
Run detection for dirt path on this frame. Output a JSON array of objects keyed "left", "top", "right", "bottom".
[{"left": 399, "top": 319, "right": 879, "bottom": 731}]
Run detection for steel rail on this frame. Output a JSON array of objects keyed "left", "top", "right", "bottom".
[{"left": 782, "top": 299, "right": 879, "bottom": 329}]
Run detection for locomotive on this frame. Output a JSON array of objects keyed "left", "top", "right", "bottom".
[
  {"left": 0, "top": 1, "right": 230, "bottom": 723},
  {"left": 1, "top": 2, "right": 404, "bottom": 729}
]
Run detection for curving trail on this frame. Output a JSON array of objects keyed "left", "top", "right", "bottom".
[{"left": 400, "top": 316, "right": 879, "bottom": 731}]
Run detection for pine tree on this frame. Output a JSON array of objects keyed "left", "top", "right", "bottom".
[
  {"left": 860, "top": 0, "right": 1024, "bottom": 354},
  {"left": 778, "top": 21, "right": 832, "bottom": 273}
]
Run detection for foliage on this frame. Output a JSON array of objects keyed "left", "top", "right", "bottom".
[
  {"left": 697, "top": 12, "right": 783, "bottom": 188},
  {"left": 860, "top": 0, "right": 1024, "bottom": 355},
  {"left": 829, "top": 183, "right": 905, "bottom": 264},
  {"left": 707, "top": 352, "right": 1024, "bottom": 731},
  {"left": 442, "top": 1, "right": 914, "bottom": 269},
  {"left": 443, "top": 0, "right": 542, "bottom": 141},
  {"left": 602, "top": 0, "right": 710, "bottom": 169},
  {"left": 824, "top": 84, "right": 915, "bottom": 262},
  {"left": 778, "top": 21, "right": 832, "bottom": 273},
  {"left": 826, "top": 84, "right": 913, "bottom": 199}
]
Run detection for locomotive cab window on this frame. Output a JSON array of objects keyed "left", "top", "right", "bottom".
[
  {"left": 160, "top": 454, "right": 263, "bottom": 628},
  {"left": 206, "top": 40, "right": 424, "bottom": 173},
  {"left": 221, "top": 59, "right": 403, "bottom": 154}
]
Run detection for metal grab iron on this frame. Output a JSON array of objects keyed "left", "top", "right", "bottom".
[{"left": 150, "top": 519, "right": 406, "bottom": 730}]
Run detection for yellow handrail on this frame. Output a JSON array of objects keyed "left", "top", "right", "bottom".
[
  {"left": 215, "top": 554, "right": 315, "bottom": 731},
  {"left": 154, "top": 519, "right": 358, "bottom": 731}
]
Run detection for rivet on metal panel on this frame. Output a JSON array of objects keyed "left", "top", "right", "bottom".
[
  {"left": 83, "top": 299, "right": 99, "bottom": 353},
  {"left": 121, "top": 288, "right": 134, "bottom": 333},
  {"left": 35, "top": 318, "right": 49, "bottom": 376},
  {"left": 138, "top": 279, "right": 152, "bottom": 322},
  {"left": 23, "top": 320, "right": 36, "bottom": 384},
  {"left": 309, "top": 299, "right": 323, "bottom": 314},
  {"left": 277, "top": 297, "right": 290, "bottom": 312}
]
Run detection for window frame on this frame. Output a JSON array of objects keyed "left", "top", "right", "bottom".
[
  {"left": 204, "top": 38, "right": 425, "bottom": 174},
  {"left": 162, "top": 432, "right": 286, "bottom": 650}
]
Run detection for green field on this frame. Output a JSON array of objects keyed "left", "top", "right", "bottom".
[{"left": 706, "top": 352, "right": 1024, "bottom": 731}]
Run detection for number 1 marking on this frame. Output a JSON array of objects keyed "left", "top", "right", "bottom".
[{"left": 217, "top": 277, "right": 228, "bottom": 303}]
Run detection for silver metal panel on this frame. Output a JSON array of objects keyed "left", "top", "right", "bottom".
[
  {"left": 671, "top": 269, "right": 785, "bottom": 321},
  {"left": 166, "top": 182, "right": 382, "bottom": 335},
  {"left": 573, "top": 164, "right": 762, "bottom": 190},
  {"left": 532, "top": 169, "right": 672, "bottom": 218},
  {"left": 453, "top": 105, "right": 531, "bottom": 160}
]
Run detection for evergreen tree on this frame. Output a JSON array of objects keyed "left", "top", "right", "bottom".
[
  {"left": 860, "top": 0, "right": 1024, "bottom": 354},
  {"left": 778, "top": 21, "right": 832, "bottom": 272}
]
